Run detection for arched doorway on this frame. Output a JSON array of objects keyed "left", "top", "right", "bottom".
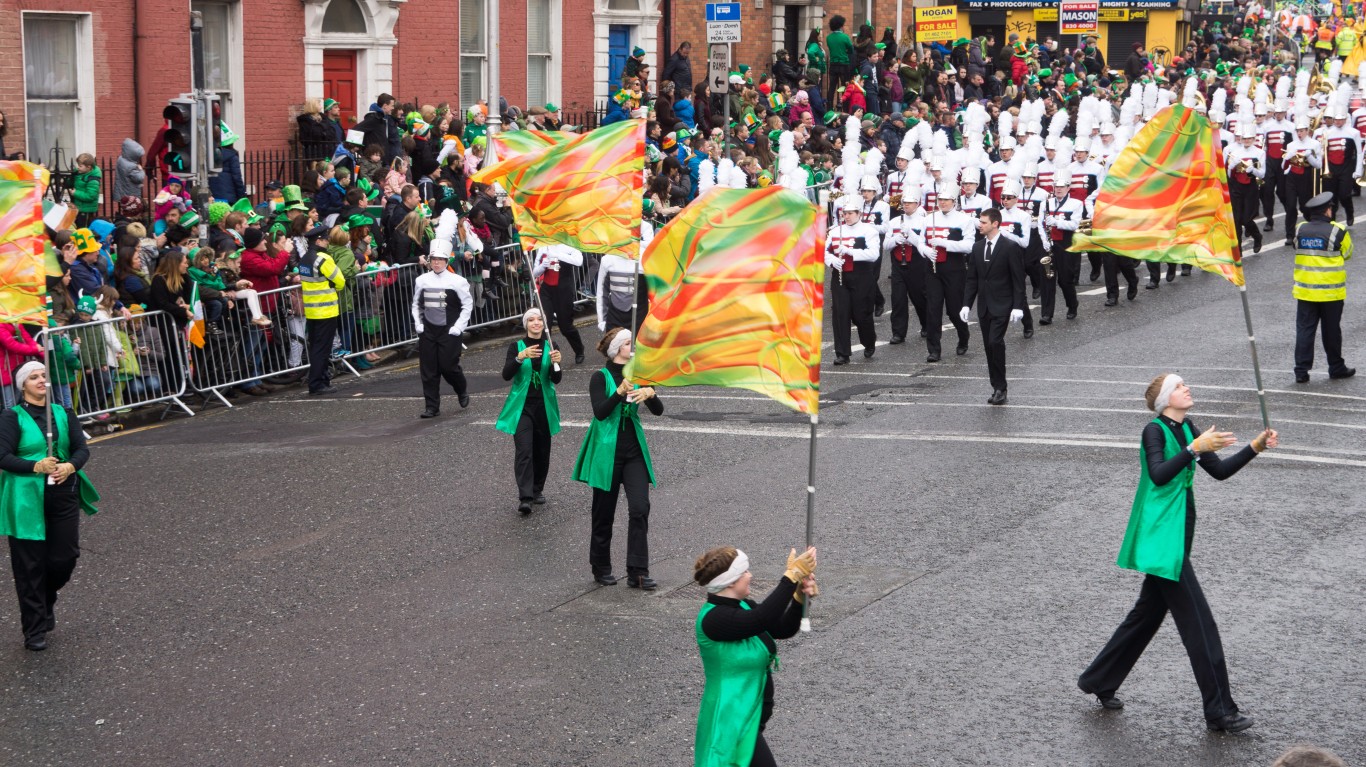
[{"left": 302, "top": 0, "right": 400, "bottom": 127}]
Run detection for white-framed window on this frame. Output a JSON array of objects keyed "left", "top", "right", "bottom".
[
  {"left": 527, "top": 0, "right": 562, "bottom": 108},
  {"left": 461, "top": 0, "right": 488, "bottom": 106},
  {"left": 21, "top": 12, "right": 95, "bottom": 165},
  {"left": 193, "top": 0, "right": 245, "bottom": 150}
]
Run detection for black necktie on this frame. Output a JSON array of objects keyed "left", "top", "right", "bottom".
[{"left": 985, "top": 241, "right": 992, "bottom": 262}]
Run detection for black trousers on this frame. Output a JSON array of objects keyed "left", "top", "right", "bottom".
[
  {"left": 977, "top": 306, "right": 1009, "bottom": 391},
  {"left": 1041, "top": 243, "right": 1079, "bottom": 318},
  {"left": 871, "top": 250, "right": 886, "bottom": 310},
  {"left": 513, "top": 406, "right": 553, "bottom": 501},
  {"left": 8, "top": 487, "right": 82, "bottom": 642},
  {"left": 827, "top": 63, "right": 854, "bottom": 105},
  {"left": 1324, "top": 165, "right": 1356, "bottom": 224},
  {"left": 305, "top": 316, "right": 339, "bottom": 392},
  {"left": 830, "top": 263, "right": 877, "bottom": 358},
  {"left": 1260, "top": 163, "right": 1285, "bottom": 224},
  {"left": 418, "top": 326, "right": 467, "bottom": 411},
  {"left": 1284, "top": 171, "right": 1315, "bottom": 241},
  {"left": 1078, "top": 559, "right": 1238, "bottom": 721},
  {"left": 751, "top": 734, "right": 777, "bottom": 767},
  {"left": 589, "top": 452, "right": 651, "bottom": 577},
  {"left": 1086, "top": 251, "right": 1103, "bottom": 281},
  {"left": 1103, "top": 253, "right": 1139, "bottom": 300},
  {"left": 1294, "top": 299, "right": 1348, "bottom": 376},
  {"left": 888, "top": 257, "right": 928, "bottom": 340},
  {"left": 1230, "top": 181, "right": 1262, "bottom": 246},
  {"left": 538, "top": 276, "right": 585, "bottom": 356},
  {"left": 1020, "top": 251, "right": 1041, "bottom": 333},
  {"left": 923, "top": 256, "right": 969, "bottom": 356}
]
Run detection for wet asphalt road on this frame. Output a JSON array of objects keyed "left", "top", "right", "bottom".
[{"left": 1, "top": 230, "right": 1364, "bottom": 766}]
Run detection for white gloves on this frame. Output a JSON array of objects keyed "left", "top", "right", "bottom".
[
  {"left": 1010, "top": 309, "right": 1023, "bottom": 323},
  {"left": 959, "top": 307, "right": 971, "bottom": 323},
  {"left": 825, "top": 254, "right": 844, "bottom": 268},
  {"left": 414, "top": 324, "right": 424, "bottom": 334},
  {"left": 449, "top": 326, "right": 462, "bottom": 336},
  {"left": 929, "top": 238, "right": 950, "bottom": 249}
]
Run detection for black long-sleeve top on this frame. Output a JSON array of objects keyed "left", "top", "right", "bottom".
[
  {"left": 589, "top": 361, "right": 663, "bottom": 459},
  {"left": 701, "top": 576, "right": 804, "bottom": 730},
  {"left": 1144, "top": 415, "right": 1258, "bottom": 554},
  {"left": 502, "top": 336, "right": 564, "bottom": 409},
  {"left": 0, "top": 402, "right": 90, "bottom": 488}
]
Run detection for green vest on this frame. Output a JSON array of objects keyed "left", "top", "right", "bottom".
[
  {"left": 1116, "top": 419, "right": 1193, "bottom": 582},
  {"left": 0, "top": 405, "right": 100, "bottom": 540},
  {"left": 570, "top": 368, "right": 655, "bottom": 491},
  {"left": 693, "top": 601, "right": 775, "bottom": 767},
  {"left": 494, "top": 340, "right": 562, "bottom": 435}
]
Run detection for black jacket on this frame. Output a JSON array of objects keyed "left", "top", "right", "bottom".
[
  {"left": 963, "top": 235, "right": 1027, "bottom": 317},
  {"left": 661, "top": 50, "right": 693, "bottom": 94},
  {"left": 355, "top": 108, "right": 402, "bottom": 163},
  {"left": 469, "top": 194, "right": 513, "bottom": 248}
]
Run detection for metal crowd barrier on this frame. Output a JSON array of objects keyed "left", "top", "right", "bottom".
[{"left": 37, "top": 310, "right": 194, "bottom": 421}]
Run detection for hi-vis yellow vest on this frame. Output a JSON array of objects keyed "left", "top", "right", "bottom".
[
  {"left": 1292, "top": 219, "right": 1352, "bottom": 302},
  {"left": 299, "top": 251, "right": 345, "bottom": 319}
]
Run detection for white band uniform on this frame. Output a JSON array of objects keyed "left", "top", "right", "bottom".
[{"left": 705, "top": 550, "right": 750, "bottom": 593}]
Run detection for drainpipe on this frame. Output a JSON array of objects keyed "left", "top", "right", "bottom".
[{"left": 133, "top": 0, "right": 142, "bottom": 142}]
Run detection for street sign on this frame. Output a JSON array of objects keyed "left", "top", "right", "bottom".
[
  {"left": 913, "top": 6, "right": 958, "bottom": 44},
  {"left": 707, "top": 21, "right": 742, "bottom": 44},
  {"left": 705, "top": 2, "right": 741, "bottom": 21},
  {"left": 708, "top": 44, "right": 730, "bottom": 95},
  {"left": 1060, "top": 0, "right": 1099, "bottom": 34}
]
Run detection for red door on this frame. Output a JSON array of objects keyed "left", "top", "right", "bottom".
[{"left": 322, "top": 50, "right": 359, "bottom": 127}]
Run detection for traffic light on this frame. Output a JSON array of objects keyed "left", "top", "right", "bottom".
[
  {"left": 165, "top": 96, "right": 198, "bottom": 180},
  {"left": 203, "top": 94, "right": 223, "bottom": 175}
]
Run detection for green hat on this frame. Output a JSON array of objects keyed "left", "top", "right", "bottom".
[
  {"left": 343, "top": 214, "right": 374, "bottom": 232},
  {"left": 356, "top": 176, "right": 380, "bottom": 201},
  {"left": 281, "top": 184, "right": 308, "bottom": 211},
  {"left": 632, "top": 46, "right": 646, "bottom": 58},
  {"left": 823, "top": 110, "right": 839, "bottom": 125},
  {"left": 874, "top": 42, "right": 887, "bottom": 50},
  {"left": 76, "top": 294, "right": 98, "bottom": 315},
  {"left": 675, "top": 127, "right": 695, "bottom": 140},
  {"left": 544, "top": 103, "right": 559, "bottom": 113},
  {"left": 646, "top": 144, "right": 663, "bottom": 163},
  {"left": 180, "top": 210, "right": 202, "bottom": 229},
  {"left": 219, "top": 121, "right": 240, "bottom": 147},
  {"left": 642, "top": 197, "right": 655, "bottom": 215},
  {"left": 954, "top": 38, "right": 970, "bottom": 47},
  {"left": 323, "top": 98, "right": 338, "bottom": 112},
  {"left": 1037, "top": 68, "right": 1053, "bottom": 78},
  {"left": 767, "top": 129, "right": 783, "bottom": 152},
  {"left": 230, "top": 197, "right": 263, "bottom": 225},
  {"left": 208, "top": 201, "right": 230, "bottom": 226}
]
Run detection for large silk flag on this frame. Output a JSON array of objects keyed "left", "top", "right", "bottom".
[
  {"left": 473, "top": 119, "right": 646, "bottom": 258},
  {"left": 625, "top": 187, "right": 825, "bottom": 414},
  {"left": 0, "top": 162, "right": 56, "bottom": 323},
  {"left": 1070, "top": 104, "right": 1244, "bottom": 286},
  {"left": 490, "top": 129, "right": 571, "bottom": 162}
]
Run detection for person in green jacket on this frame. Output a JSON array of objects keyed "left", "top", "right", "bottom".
[
  {"left": 825, "top": 15, "right": 855, "bottom": 106},
  {"left": 803, "top": 28, "right": 826, "bottom": 82},
  {"left": 496, "top": 308, "right": 562, "bottom": 514},
  {"left": 326, "top": 224, "right": 359, "bottom": 357},
  {"left": 1078, "top": 373, "right": 1277, "bottom": 733},
  {"left": 71, "top": 153, "right": 102, "bottom": 228},
  {"left": 571, "top": 327, "right": 662, "bottom": 590},
  {"left": 0, "top": 361, "right": 99, "bottom": 651},
  {"left": 692, "top": 545, "right": 817, "bottom": 767}
]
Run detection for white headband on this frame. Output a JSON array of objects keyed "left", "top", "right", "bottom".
[
  {"left": 705, "top": 550, "right": 750, "bottom": 593},
  {"left": 1152, "top": 374, "right": 1183, "bottom": 413},
  {"left": 13, "top": 361, "right": 45, "bottom": 392},
  {"left": 607, "top": 329, "right": 633, "bottom": 359},
  {"left": 522, "top": 308, "right": 543, "bottom": 328}
]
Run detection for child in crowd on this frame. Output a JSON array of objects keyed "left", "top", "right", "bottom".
[
  {"left": 0, "top": 322, "right": 43, "bottom": 410},
  {"left": 71, "top": 292, "right": 121, "bottom": 416},
  {"left": 383, "top": 156, "right": 410, "bottom": 199},
  {"left": 46, "top": 313, "right": 82, "bottom": 410},
  {"left": 71, "top": 153, "right": 102, "bottom": 228},
  {"left": 359, "top": 144, "right": 385, "bottom": 186},
  {"left": 152, "top": 176, "right": 192, "bottom": 231}
]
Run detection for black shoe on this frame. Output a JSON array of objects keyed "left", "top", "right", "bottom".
[
  {"left": 309, "top": 385, "right": 338, "bottom": 395},
  {"left": 594, "top": 573, "right": 618, "bottom": 586},
  {"left": 533, "top": 493, "right": 547, "bottom": 505},
  {"left": 1207, "top": 712, "right": 1255, "bottom": 732},
  {"left": 833, "top": 355, "right": 850, "bottom": 366},
  {"left": 419, "top": 408, "right": 439, "bottom": 419},
  {"left": 926, "top": 354, "right": 940, "bottom": 363},
  {"left": 889, "top": 336, "right": 905, "bottom": 344},
  {"left": 1039, "top": 317, "right": 1052, "bottom": 326},
  {"left": 458, "top": 392, "right": 471, "bottom": 408},
  {"left": 574, "top": 353, "right": 585, "bottom": 364},
  {"left": 1104, "top": 298, "right": 1118, "bottom": 307},
  {"left": 1097, "top": 695, "right": 1124, "bottom": 710},
  {"left": 1066, "top": 310, "right": 1078, "bottom": 320},
  {"left": 1127, "top": 284, "right": 1138, "bottom": 301},
  {"left": 1330, "top": 367, "right": 1356, "bottom": 379},
  {"left": 1145, "top": 281, "right": 1159, "bottom": 290},
  {"left": 874, "top": 304, "right": 885, "bottom": 317},
  {"left": 1263, "top": 221, "right": 1275, "bottom": 232},
  {"left": 1166, "top": 271, "right": 1176, "bottom": 282},
  {"left": 1285, "top": 238, "right": 1295, "bottom": 249},
  {"left": 1032, "top": 288, "right": 1041, "bottom": 300},
  {"left": 1089, "top": 268, "right": 1102, "bottom": 282},
  {"left": 919, "top": 329, "right": 927, "bottom": 338},
  {"left": 24, "top": 635, "right": 46, "bottom": 652},
  {"left": 956, "top": 344, "right": 968, "bottom": 356},
  {"left": 988, "top": 389, "right": 1007, "bottom": 405},
  {"left": 1295, "top": 372, "right": 1310, "bottom": 383},
  {"left": 863, "top": 346, "right": 876, "bottom": 359},
  {"left": 627, "top": 575, "right": 658, "bottom": 590},
  {"left": 1023, "top": 328, "right": 1034, "bottom": 339},
  {"left": 1253, "top": 239, "right": 1262, "bottom": 254},
  {"left": 517, "top": 501, "right": 532, "bottom": 514}
]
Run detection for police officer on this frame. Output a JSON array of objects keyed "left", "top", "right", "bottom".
[
  {"left": 1291, "top": 192, "right": 1355, "bottom": 383},
  {"left": 412, "top": 235, "right": 474, "bottom": 417},
  {"left": 299, "top": 224, "right": 346, "bottom": 395}
]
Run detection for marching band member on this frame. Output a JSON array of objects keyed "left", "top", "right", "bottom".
[
  {"left": 923, "top": 181, "right": 976, "bottom": 362},
  {"left": 957, "top": 172, "right": 992, "bottom": 220},
  {"left": 825, "top": 195, "right": 881, "bottom": 364},
  {"left": 858, "top": 174, "right": 892, "bottom": 317},
  {"left": 1069, "top": 138, "right": 1106, "bottom": 283},
  {"left": 412, "top": 228, "right": 474, "bottom": 418},
  {"left": 885, "top": 183, "right": 930, "bottom": 344},
  {"left": 596, "top": 253, "right": 649, "bottom": 333},
  {"left": 496, "top": 308, "right": 563, "bottom": 514},
  {"left": 1036, "top": 138, "right": 1062, "bottom": 193},
  {"left": 1039, "top": 169, "right": 1084, "bottom": 323},
  {"left": 1018, "top": 164, "right": 1052, "bottom": 302},
  {"left": 1259, "top": 100, "right": 1292, "bottom": 233},
  {"left": 998, "top": 178, "right": 1037, "bottom": 338},
  {"left": 884, "top": 146, "right": 914, "bottom": 204},
  {"left": 1282, "top": 116, "right": 1322, "bottom": 246},
  {"left": 1225, "top": 123, "right": 1267, "bottom": 254},
  {"left": 986, "top": 137, "right": 1016, "bottom": 205},
  {"left": 532, "top": 243, "right": 587, "bottom": 364},
  {"left": 1322, "top": 104, "right": 1362, "bottom": 226}
]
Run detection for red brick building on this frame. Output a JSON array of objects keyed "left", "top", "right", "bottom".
[{"left": 2, "top": 0, "right": 602, "bottom": 170}]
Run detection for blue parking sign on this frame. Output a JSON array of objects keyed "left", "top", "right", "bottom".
[{"left": 705, "top": 2, "right": 741, "bottom": 21}]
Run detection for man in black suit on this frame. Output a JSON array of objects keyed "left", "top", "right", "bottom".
[{"left": 961, "top": 208, "right": 1027, "bottom": 405}]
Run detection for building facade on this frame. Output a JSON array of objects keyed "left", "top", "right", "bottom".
[{"left": 2, "top": 0, "right": 599, "bottom": 167}]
